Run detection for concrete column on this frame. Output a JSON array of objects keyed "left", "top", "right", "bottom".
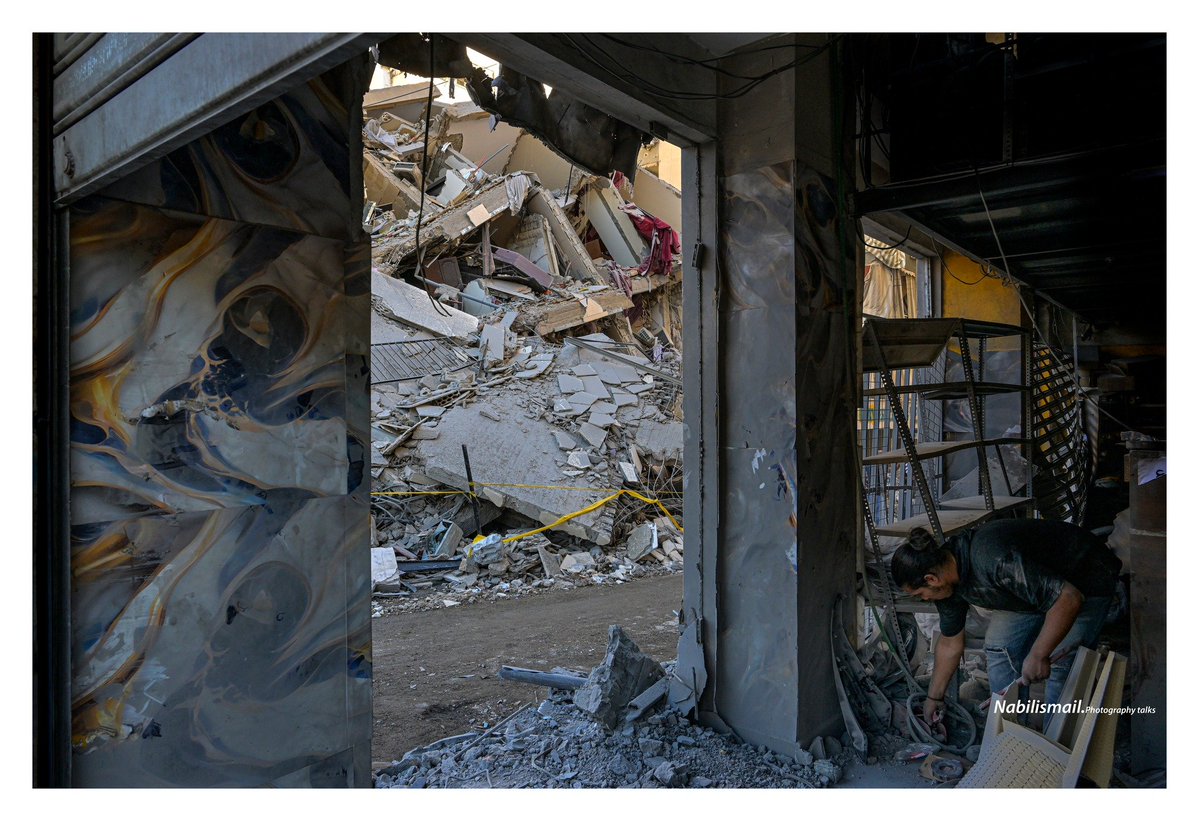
[{"left": 678, "top": 35, "right": 861, "bottom": 756}]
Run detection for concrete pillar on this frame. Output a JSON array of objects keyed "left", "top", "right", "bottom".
[{"left": 677, "top": 35, "right": 861, "bottom": 756}]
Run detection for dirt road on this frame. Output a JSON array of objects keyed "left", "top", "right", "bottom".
[{"left": 370, "top": 573, "right": 684, "bottom": 763}]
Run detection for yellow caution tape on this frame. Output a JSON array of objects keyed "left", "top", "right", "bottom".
[
  {"left": 469, "top": 487, "right": 682, "bottom": 544},
  {"left": 371, "top": 483, "right": 683, "bottom": 540}
]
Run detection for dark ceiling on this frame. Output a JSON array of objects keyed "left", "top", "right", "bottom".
[{"left": 852, "top": 33, "right": 1166, "bottom": 335}]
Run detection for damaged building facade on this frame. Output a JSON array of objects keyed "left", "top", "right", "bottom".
[{"left": 34, "top": 32, "right": 1166, "bottom": 787}]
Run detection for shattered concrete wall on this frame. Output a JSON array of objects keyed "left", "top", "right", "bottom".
[
  {"left": 682, "top": 35, "right": 860, "bottom": 757},
  {"left": 66, "top": 61, "right": 373, "bottom": 786}
]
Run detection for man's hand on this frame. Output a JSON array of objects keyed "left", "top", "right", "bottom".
[
  {"left": 923, "top": 697, "right": 945, "bottom": 725},
  {"left": 1021, "top": 651, "right": 1051, "bottom": 684}
]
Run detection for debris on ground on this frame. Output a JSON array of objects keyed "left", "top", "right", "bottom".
[
  {"left": 363, "top": 96, "right": 686, "bottom": 616},
  {"left": 374, "top": 626, "right": 850, "bottom": 789}
]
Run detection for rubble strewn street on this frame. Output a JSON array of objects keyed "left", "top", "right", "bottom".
[{"left": 375, "top": 625, "right": 852, "bottom": 789}]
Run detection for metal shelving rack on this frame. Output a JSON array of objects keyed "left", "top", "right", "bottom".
[{"left": 860, "top": 317, "right": 1034, "bottom": 610}]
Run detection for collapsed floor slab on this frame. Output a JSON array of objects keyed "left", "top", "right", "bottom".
[{"left": 417, "top": 390, "right": 614, "bottom": 545}]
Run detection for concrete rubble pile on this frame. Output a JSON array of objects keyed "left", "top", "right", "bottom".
[
  {"left": 364, "top": 95, "right": 685, "bottom": 615},
  {"left": 375, "top": 626, "right": 849, "bottom": 789}
]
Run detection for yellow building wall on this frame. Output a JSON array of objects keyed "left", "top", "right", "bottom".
[{"left": 941, "top": 250, "right": 1023, "bottom": 325}]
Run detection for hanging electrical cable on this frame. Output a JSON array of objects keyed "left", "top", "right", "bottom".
[
  {"left": 414, "top": 34, "right": 451, "bottom": 318},
  {"left": 974, "top": 172, "right": 1139, "bottom": 433}
]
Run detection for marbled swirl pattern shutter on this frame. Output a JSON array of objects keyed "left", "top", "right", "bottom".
[{"left": 67, "top": 61, "right": 372, "bottom": 787}]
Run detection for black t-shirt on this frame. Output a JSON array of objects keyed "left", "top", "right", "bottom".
[{"left": 935, "top": 519, "right": 1121, "bottom": 637}]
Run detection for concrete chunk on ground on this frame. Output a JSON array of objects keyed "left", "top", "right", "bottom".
[
  {"left": 573, "top": 625, "right": 666, "bottom": 730},
  {"left": 624, "top": 522, "right": 658, "bottom": 561},
  {"left": 560, "top": 552, "right": 596, "bottom": 573},
  {"left": 371, "top": 547, "right": 399, "bottom": 585},
  {"left": 515, "top": 353, "right": 554, "bottom": 378},
  {"left": 418, "top": 391, "right": 613, "bottom": 544},
  {"left": 553, "top": 430, "right": 577, "bottom": 450},
  {"left": 567, "top": 450, "right": 592, "bottom": 469},
  {"left": 537, "top": 545, "right": 562, "bottom": 577}
]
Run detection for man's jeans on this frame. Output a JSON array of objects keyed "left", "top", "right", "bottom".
[{"left": 983, "top": 595, "right": 1111, "bottom": 705}]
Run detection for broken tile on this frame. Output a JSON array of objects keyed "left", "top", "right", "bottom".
[
  {"left": 416, "top": 405, "right": 446, "bottom": 418},
  {"left": 567, "top": 450, "right": 592, "bottom": 469},
  {"left": 553, "top": 430, "right": 577, "bottom": 450},
  {"left": 580, "top": 375, "right": 610, "bottom": 398},
  {"left": 610, "top": 390, "right": 638, "bottom": 408},
  {"left": 578, "top": 422, "right": 607, "bottom": 448},
  {"left": 624, "top": 383, "right": 654, "bottom": 395},
  {"left": 557, "top": 374, "right": 585, "bottom": 394},
  {"left": 567, "top": 391, "right": 600, "bottom": 410},
  {"left": 553, "top": 398, "right": 573, "bottom": 413},
  {"left": 590, "top": 400, "right": 618, "bottom": 415},
  {"left": 588, "top": 411, "right": 617, "bottom": 428},
  {"left": 571, "top": 364, "right": 597, "bottom": 377},
  {"left": 593, "top": 361, "right": 641, "bottom": 385}
]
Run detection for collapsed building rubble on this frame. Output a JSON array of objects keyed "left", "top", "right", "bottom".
[
  {"left": 375, "top": 626, "right": 851, "bottom": 789},
  {"left": 363, "top": 94, "right": 685, "bottom": 615}
]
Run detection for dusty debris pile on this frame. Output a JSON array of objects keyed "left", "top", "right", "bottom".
[
  {"left": 363, "top": 99, "right": 686, "bottom": 614},
  {"left": 376, "top": 627, "right": 849, "bottom": 789}
]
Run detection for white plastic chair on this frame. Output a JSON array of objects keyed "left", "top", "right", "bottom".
[{"left": 958, "top": 649, "right": 1126, "bottom": 788}]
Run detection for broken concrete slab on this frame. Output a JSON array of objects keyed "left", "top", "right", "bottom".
[
  {"left": 573, "top": 625, "right": 665, "bottom": 729},
  {"left": 610, "top": 390, "right": 638, "bottom": 408},
  {"left": 567, "top": 391, "right": 600, "bottom": 410},
  {"left": 537, "top": 545, "right": 562, "bottom": 578},
  {"left": 372, "top": 546, "right": 399, "bottom": 585},
  {"left": 479, "top": 315, "right": 514, "bottom": 365},
  {"left": 624, "top": 383, "right": 654, "bottom": 395},
  {"left": 560, "top": 552, "right": 596, "bottom": 574},
  {"left": 557, "top": 374, "right": 585, "bottom": 394},
  {"left": 433, "top": 523, "right": 463, "bottom": 559},
  {"left": 590, "top": 400, "right": 618, "bottom": 415},
  {"left": 567, "top": 450, "right": 592, "bottom": 469},
  {"left": 417, "top": 391, "right": 613, "bottom": 544},
  {"left": 571, "top": 364, "right": 597, "bottom": 377},
  {"left": 582, "top": 178, "right": 647, "bottom": 268},
  {"left": 652, "top": 760, "right": 687, "bottom": 787},
  {"left": 524, "top": 185, "right": 604, "bottom": 284},
  {"left": 416, "top": 405, "right": 446, "bottom": 418},
  {"left": 618, "top": 461, "right": 639, "bottom": 485},
  {"left": 372, "top": 269, "right": 480, "bottom": 339},
  {"left": 593, "top": 361, "right": 641, "bottom": 385},
  {"left": 516, "top": 353, "right": 554, "bottom": 378},
  {"left": 625, "top": 522, "right": 658, "bottom": 561},
  {"left": 553, "top": 430, "right": 577, "bottom": 450},
  {"left": 634, "top": 419, "right": 684, "bottom": 461},
  {"left": 587, "top": 411, "right": 617, "bottom": 428},
  {"left": 578, "top": 422, "right": 608, "bottom": 448},
  {"left": 580, "top": 375, "right": 609, "bottom": 398}
]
